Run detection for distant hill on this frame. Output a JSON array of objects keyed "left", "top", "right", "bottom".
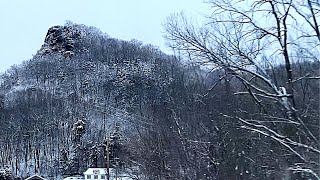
[{"left": 0, "top": 22, "right": 318, "bottom": 180}]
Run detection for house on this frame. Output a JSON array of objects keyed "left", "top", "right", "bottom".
[
  {"left": 83, "top": 168, "right": 108, "bottom": 180},
  {"left": 83, "top": 168, "right": 133, "bottom": 180},
  {"left": 25, "top": 174, "right": 47, "bottom": 180},
  {"left": 63, "top": 175, "right": 85, "bottom": 180}
]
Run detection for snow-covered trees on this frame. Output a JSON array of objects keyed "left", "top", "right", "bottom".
[
  {"left": 72, "top": 117, "right": 86, "bottom": 144},
  {"left": 67, "top": 117, "right": 87, "bottom": 175},
  {"left": 164, "top": 0, "right": 320, "bottom": 178},
  {"left": 107, "top": 123, "right": 124, "bottom": 169},
  {"left": 0, "top": 166, "right": 13, "bottom": 180},
  {"left": 0, "top": 19, "right": 318, "bottom": 179}
]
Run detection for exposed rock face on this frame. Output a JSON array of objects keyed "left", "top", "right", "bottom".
[{"left": 41, "top": 25, "right": 82, "bottom": 58}]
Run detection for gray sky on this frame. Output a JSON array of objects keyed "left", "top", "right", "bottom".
[{"left": 0, "top": 0, "right": 208, "bottom": 73}]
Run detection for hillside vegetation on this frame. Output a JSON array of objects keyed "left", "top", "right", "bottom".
[{"left": 0, "top": 19, "right": 319, "bottom": 179}]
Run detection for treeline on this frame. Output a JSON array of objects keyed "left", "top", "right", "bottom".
[{"left": 0, "top": 20, "right": 319, "bottom": 179}]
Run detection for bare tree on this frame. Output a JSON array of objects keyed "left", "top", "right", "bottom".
[{"left": 165, "top": 0, "right": 319, "bottom": 178}]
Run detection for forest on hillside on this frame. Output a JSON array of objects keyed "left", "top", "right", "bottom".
[{"left": 0, "top": 1, "right": 319, "bottom": 179}]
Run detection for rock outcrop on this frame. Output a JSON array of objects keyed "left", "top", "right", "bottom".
[{"left": 40, "top": 25, "right": 82, "bottom": 59}]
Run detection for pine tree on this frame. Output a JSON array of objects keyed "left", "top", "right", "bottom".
[
  {"left": 67, "top": 116, "right": 86, "bottom": 175},
  {"left": 108, "top": 123, "right": 123, "bottom": 169}
]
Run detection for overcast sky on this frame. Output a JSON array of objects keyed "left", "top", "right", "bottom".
[{"left": 0, "top": 0, "right": 208, "bottom": 73}]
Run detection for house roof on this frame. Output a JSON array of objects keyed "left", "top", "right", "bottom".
[
  {"left": 83, "top": 168, "right": 108, "bottom": 175},
  {"left": 25, "top": 174, "right": 47, "bottom": 180},
  {"left": 63, "top": 175, "right": 84, "bottom": 180}
]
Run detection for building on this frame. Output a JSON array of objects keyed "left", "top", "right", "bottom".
[
  {"left": 83, "top": 168, "right": 133, "bottom": 180},
  {"left": 63, "top": 175, "right": 85, "bottom": 180},
  {"left": 25, "top": 174, "right": 47, "bottom": 180},
  {"left": 83, "top": 168, "right": 108, "bottom": 180}
]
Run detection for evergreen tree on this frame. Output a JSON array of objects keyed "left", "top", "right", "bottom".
[
  {"left": 108, "top": 123, "right": 123, "bottom": 168},
  {"left": 68, "top": 116, "right": 86, "bottom": 175}
]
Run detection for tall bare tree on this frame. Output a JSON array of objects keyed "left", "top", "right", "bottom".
[{"left": 165, "top": 0, "right": 320, "bottom": 178}]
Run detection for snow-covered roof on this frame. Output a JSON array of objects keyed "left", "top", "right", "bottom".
[
  {"left": 83, "top": 168, "right": 108, "bottom": 175},
  {"left": 63, "top": 175, "right": 84, "bottom": 180},
  {"left": 25, "top": 174, "right": 47, "bottom": 180}
]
